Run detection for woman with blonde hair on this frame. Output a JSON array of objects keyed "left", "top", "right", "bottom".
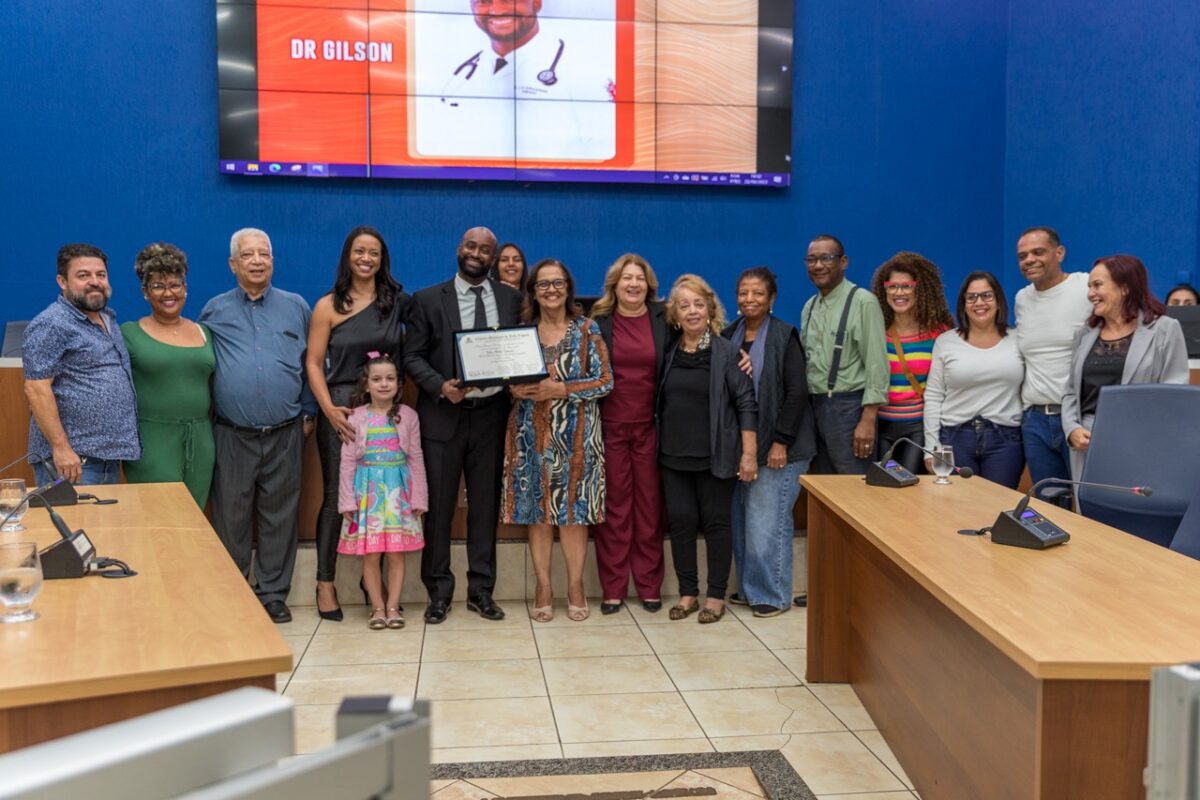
[
  {"left": 658, "top": 274, "right": 757, "bottom": 623},
  {"left": 590, "top": 254, "right": 670, "bottom": 614}
]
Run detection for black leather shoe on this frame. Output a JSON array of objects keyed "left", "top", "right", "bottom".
[
  {"left": 264, "top": 600, "right": 292, "bottom": 624},
  {"left": 728, "top": 593, "right": 748, "bottom": 606},
  {"left": 600, "top": 600, "right": 624, "bottom": 615},
  {"left": 793, "top": 594, "right": 807, "bottom": 608},
  {"left": 466, "top": 594, "right": 506, "bottom": 621},
  {"left": 641, "top": 599, "right": 663, "bottom": 613},
  {"left": 424, "top": 599, "right": 450, "bottom": 624}
]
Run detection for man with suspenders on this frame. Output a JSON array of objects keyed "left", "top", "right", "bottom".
[{"left": 799, "top": 234, "right": 889, "bottom": 477}]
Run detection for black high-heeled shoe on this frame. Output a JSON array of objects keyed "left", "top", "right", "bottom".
[{"left": 316, "top": 586, "right": 343, "bottom": 622}]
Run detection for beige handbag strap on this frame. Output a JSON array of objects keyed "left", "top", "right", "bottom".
[{"left": 891, "top": 334, "right": 924, "bottom": 398}]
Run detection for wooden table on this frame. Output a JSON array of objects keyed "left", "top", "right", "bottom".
[
  {"left": 803, "top": 475, "right": 1200, "bottom": 800},
  {"left": 0, "top": 483, "right": 293, "bottom": 753}
]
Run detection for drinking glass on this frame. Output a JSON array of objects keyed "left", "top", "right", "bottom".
[
  {"left": 0, "top": 541, "right": 42, "bottom": 623},
  {"left": 931, "top": 445, "right": 955, "bottom": 485},
  {"left": 0, "top": 479, "right": 28, "bottom": 533}
]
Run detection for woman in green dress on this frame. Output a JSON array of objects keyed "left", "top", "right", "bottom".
[{"left": 121, "top": 243, "right": 215, "bottom": 507}]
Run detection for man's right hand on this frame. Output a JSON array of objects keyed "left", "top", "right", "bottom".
[
  {"left": 51, "top": 444, "right": 82, "bottom": 483},
  {"left": 441, "top": 379, "right": 467, "bottom": 404}
]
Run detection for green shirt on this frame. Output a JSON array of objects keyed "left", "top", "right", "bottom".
[{"left": 800, "top": 279, "right": 889, "bottom": 405}]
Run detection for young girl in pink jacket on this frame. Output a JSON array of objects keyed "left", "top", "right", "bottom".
[{"left": 339, "top": 354, "right": 427, "bottom": 629}]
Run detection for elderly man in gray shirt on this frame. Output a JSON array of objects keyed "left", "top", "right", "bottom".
[{"left": 199, "top": 228, "right": 317, "bottom": 624}]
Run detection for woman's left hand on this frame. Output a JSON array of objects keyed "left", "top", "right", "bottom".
[
  {"left": 766, "top": 442, "right": 787, "bottom": 470},
  {"left": 738, "top": 453, "right": 759, "bottom": 482},
  {"left": 514, "top": 378, "right": 567, "bottom": 402}
]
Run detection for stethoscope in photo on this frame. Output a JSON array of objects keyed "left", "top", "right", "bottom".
[{"left": 453, "top": 39, "right": 565, "bottom": 86}]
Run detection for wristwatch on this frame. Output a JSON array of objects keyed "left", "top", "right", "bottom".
[{"left": 302, "top": 414, "right": 316, "bottom": 425}]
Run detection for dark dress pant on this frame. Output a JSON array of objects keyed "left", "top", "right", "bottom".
[{"left": 661, "top": 466, "right": 736, "bottom": 599}]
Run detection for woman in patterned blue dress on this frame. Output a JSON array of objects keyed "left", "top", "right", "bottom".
[{"left": 501, "top": 259, "right": 613, "bottom": 622}]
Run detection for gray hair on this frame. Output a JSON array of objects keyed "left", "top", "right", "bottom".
[{"left": 229, "top": 227, "right": 272, "bottom": 259}]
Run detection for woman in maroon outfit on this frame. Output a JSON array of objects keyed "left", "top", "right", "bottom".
[{"left": 591, "top": 254, "right": 671, "bottom": 614}]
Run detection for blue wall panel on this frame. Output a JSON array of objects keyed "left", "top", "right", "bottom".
[{"left": 4, "top": 1, "right": 1004, "bottom": 328}]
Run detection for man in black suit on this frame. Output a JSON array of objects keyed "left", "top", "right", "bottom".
[{"left": 404, "top": 226, "right": 523, "bottom": 623}]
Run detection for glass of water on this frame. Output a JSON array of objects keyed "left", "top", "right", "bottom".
[
  {"left": 931, "top": 445, "right": 955, "bottom": 485},
  {"left": 0, "top": 541, "right": 42, "bottom": 623},
  {"left": 0, "top": 479, "right": 28, "bottom": 532}
]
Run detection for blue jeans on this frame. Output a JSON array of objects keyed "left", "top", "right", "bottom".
[
  {"left": 1021, "top": 408, "right": 1071, "bottom": 497},
  {"left": 34, "top": 458, "right": 121, "bottom": 486},
  {"left": 811, "top": 392, "right": 873, "bottom": 475},
  {"left": 731, "top": 458, "right": 809, "bottom": 609},
  {"left": 939, "top": 419, "right": 1024, "bottom": 489}
]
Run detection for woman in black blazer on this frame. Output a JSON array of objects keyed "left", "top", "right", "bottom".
[
  {"left": 591, "top": 254, "right": 671, "bottom": 615},
  {"left": 658, "top": 274, "right": 757, "bottom": 624}
]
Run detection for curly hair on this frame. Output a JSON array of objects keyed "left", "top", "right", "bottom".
[
  {"left": 134, "top": 242, "right": 188, "bottom": 286},
  {"left": 666, "top": 273, "right": 726, "bottom": 334},
  {"left": 871, "top": 252, "right": 953, "bottom": 333}
]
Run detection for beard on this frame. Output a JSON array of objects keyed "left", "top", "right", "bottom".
[
  {"left": 65, "top": 286, "right": 110, "bottom": 312},
  {"left": 457, "top": 252, "right": 491, "bottom": 280}
]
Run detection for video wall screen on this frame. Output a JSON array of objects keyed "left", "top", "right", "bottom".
[{"left": 217, "top": 1, "right": 793, "bottom": 187}]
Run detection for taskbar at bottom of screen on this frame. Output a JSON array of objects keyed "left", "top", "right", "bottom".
[{"left": 218, "top": 161, "right": 791, "bottom": 187}]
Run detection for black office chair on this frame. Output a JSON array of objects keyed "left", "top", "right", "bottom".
[
  {"left": 1079, "top": 384, "right": 1200, "bottom": 547},
  {"left": 1169, "top": 482, "right": 1200, "bottom": 560}
]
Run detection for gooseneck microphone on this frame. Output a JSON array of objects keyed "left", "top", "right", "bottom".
[
  {"left": 987, "top": 477, "right": 1152, "bottom": 550},
  {"left": 866, "top": 437, "right": 973, "bottom": 488}
]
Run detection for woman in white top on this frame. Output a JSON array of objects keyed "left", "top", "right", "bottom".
[{"left": 923, "top": 271, "right": 1026, "bottom": 488}]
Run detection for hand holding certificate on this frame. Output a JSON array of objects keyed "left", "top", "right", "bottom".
[{"left": 454, "top": 325, "right": 550, "bottom": 388}]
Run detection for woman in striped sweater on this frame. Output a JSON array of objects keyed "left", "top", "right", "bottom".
[{"left": 870, "top": 253, "right": 954, "bottom": 473}]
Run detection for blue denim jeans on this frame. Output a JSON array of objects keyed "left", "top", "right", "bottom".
[
  {"left": 1021, "top": 408, "right": 1071, "bottom": 496},
  {"left": 34, "top": 458, "right": 121, "bottom": 486},
  {"left": 731, "top": 458, "right": 809, "bottom": 609},
  {"left": 939, "top": 419, "right": 1024, "bottom": 489}
]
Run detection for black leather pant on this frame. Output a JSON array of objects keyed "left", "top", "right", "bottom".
[{"left": 314, "top": 384, "right": 355, "bottom": 582}]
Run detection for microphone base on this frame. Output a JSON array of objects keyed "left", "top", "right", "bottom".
[
  {"left": 40, "top": 530, "right": 95, "bottom": 579},
  {"left": 989, "top": 509, "right": 1070, "bottom": 549},
  {"left": 865, "top": 460, "right": 919, "bottom": 488},
  {"left": 41, "top": 479, "right": 78, "bottom": 506}
]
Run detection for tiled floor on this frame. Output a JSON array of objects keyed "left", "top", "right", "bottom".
[{"left": 277, "top": 598, "right": 918, "bottom": 799}]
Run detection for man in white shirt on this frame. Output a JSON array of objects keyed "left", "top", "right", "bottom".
[
  {"left": 414, "top": 0, "right": 617, "bottom": 161},
  {"left": 1013, "top": 227, "right": 1093, "bottom": 495}
]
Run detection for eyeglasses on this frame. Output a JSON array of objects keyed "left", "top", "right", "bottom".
[
  {"left": 965, "top": 291, "right": 996, "bottom": 304},
  {"left": 535, "top": 279, "right": 566, "bottom": 291},
  {"left": 148, "top": 282, "right": 186, "bottom": 295},
  {"left": 883, "top": 281, "right": 917, "bottom": 293},
  {"left": 805, "top": 253, "right": 842, "bottom": 266}
]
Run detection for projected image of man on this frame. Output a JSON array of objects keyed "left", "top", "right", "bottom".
[{"left": 414, "top": 0, "right": 617, "bottom": 161}]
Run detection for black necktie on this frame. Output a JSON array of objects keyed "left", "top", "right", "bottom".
[
  {"left": 470, "top": 285, "right": 487, "bottom": 329},
  {"left": 494, "top": 56, "right": 507, "bottom": 74}
]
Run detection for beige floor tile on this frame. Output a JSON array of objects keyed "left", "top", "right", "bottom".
[
  {"left": 527, "top": 598, "right": 636, "bottom": 626},
  {"left": 275, "top": 672, "right": 292, "bottom": 694},
  {"left": 300, "top": 630, "right": 423, "bottom": 666},
  {"left": 430, "top": 779, "right": 455, "bottom": 793},
  {"left": 780, "top": 731, "right": 905, "bottom": 795},
  {"left": 771, "top": 648, "right": 808, "bottom": 682},
  {"left": 709, "top": 733, "right": 792, "bottom": 752},
  {"left": 561, "top": 738, "right": 714, "bottom": 757},
  {"left": 431, "top": 696, "right": 558, "bottom": 749},
  {"left": 542, "top": 655, "right": 674, "bottom": 695},
  {"left": 660, "top": 769, "right": 764, "bottom": 799},
  {"left": 472, "top": 770, "right": 685, "bottom": 798},
  {"left": 283, "top": 663, "right": 418, "bottom": 705},
  {"left": 855, "top": 729, "right": 914, "bottom": 789},
  {"left": 694, "top": 767, "right": 768, "bottom": 797},
  {"left": 293, "top": 704, "right": 337, "bottom": 754},
  {"left": 417, "top": 658, "right": 546, "bottom": 700},
  {"left": 737, "top": 607, "right": 808, "bottom": 650},
  {"left": 431, "top": 743, "right": 563, "bottom": 764},
  {"left": 273, "top": 606, "right": 321, "bottom": 636},
  {"left": 814, "top": 793, "right": 915, "bottom": 800},
  {"left": 808, "top": 684, "right": 877, "bottom": 731},
  {"left": 432, "top": 780, "right": 499, "bottom": 799},
  {"left": 535, "top": 625, "right": 653, "bottom": 659},
  {"left": 552, "top": 692, "right": 705, "bottom": 743},
  {"left": 641, "top": 620, "right": 765, "bottom": 655},
  {"left": 683, "top": 687, "right": 844, "bottom": 738},
  {"left": 427, "top": 600, "right": 531, "bottom": 632},
  {"left": 422, "top": 625, "right": 537, "bottom": 662},
  {"left": 279, "top": 634, "right": 311, "bottom": 665},
  {"left": 659, "top": 650, "right": 799, "bottom": 691}
]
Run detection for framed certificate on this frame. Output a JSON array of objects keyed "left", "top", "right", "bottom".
[{"left": 454, "top": 325, "right": 550, "bottom": 388}]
